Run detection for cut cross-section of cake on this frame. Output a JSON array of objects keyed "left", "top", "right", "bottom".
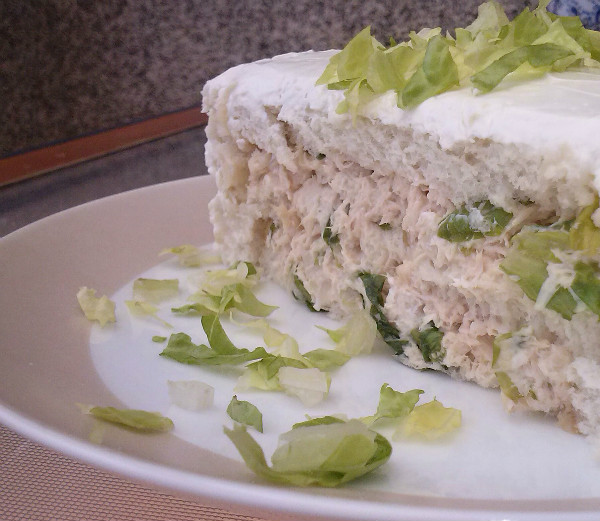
[{"left": 202, "top": 2, "right": 600, "bottom": 439}]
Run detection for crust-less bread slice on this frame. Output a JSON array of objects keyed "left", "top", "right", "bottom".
[{"left": 202, "top": 49, "right": 600, "bottom": 440}]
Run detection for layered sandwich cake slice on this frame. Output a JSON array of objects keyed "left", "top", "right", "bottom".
[{"left": 202, "top": 1, "right": 600, "bottom": 439}]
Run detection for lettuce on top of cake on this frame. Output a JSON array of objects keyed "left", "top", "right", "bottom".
[{"left": 316, "top": 0, "right": 600, "bottom": 113}]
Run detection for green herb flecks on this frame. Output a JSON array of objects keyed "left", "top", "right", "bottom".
[
  {"left": 322, "top": 217, "right": 340, "bottom": 248},
  {"left": 492, "top": 332, "right": 525, "bottom": 402},
  {"left": 358, "top": 273, "right": 407, "bottom": 354},
  {"left": 410, "top": 321, "right": 445, "bottom": 363},
  {"left": 293, "top": 273, "right": 326, "bottom": 312},
  {"left": 438, "top": 201, "right": 513, "bottom": 243}
]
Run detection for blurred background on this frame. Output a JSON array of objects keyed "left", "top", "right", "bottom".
[{"left": 0, "top": 0, "right": 544, "bottom": 159}]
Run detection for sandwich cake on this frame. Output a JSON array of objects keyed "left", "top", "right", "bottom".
[{"left": 202, "top": 2, "right": 600, "bottom": 441}]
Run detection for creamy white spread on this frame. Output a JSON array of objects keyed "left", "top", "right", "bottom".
[{"left": 205, "top": 50, "right": 600, "bottom": 194}]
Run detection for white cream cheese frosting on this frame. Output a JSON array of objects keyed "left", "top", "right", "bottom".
[{"left": 205, "top": 50, "right": 600, "bottom": 175}]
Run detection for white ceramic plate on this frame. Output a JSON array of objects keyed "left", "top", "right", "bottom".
[{"left": 2, "top": 175, "right": 600, "bottom": 521}]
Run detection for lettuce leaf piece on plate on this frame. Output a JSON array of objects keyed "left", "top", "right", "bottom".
[
  {"left": 196, "top": 262, "right": 258, "bottom": 297},
  {"left": 160, "top": 244, "right": 222, "bottom": 267},
  {"left": 227, "top": 395, "right": 264, "bottom": 432},
  {"left": 397, "top": 399, "right": 462, "bottom": 440},
  {"left": 317, "top": 309, "right": 377, "bottom": 356},
  {"left": 236, "top": 354, "right": 308, "bottom": 392},
  {"left": 80, "top": 405, "right": 173, "bottom": 432},
  {"left": 168, "top": 380, "right": 214, "bottom": 411},
  {"left": 277, "top": 366, "right": 331, "bottom": 406},
  {"left": 302, "top": 349, "right": 351, "bottom": 371},
  {"left": 185, "top": 282, "right": 277, "bottom": 317},
  {"left": 125, "top": 300, "right": 173, "bottom": 328},
  {"left": 132, "top": 278, "right": 179, "bottom": 303},
  {"left": 76, "top": 287, "right": 116, "bottom": 327},
  {"left": 160, "top": 315, "right": 267, "bottom": 365},
  {"left": 362, "top": 384, "right": 424, "bottom": 425},
  {"left": 224, "top": 418, "right": 391, "bottom": 487}
]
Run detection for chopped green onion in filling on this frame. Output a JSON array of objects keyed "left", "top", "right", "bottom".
[
  {"left": 322, "top": 217, "right": 340, "bottom": 248},
  {"left": 410, "top": 321, "right": 445, "bottom": 363},
  {"left": 438, "top": 201, "right": 513, "bottom": 242},
  {"left": 292, "top": 273, "right": 325, "bottom": 312},
  {"left": 359, "top": 273, "right": 407, "bottom": 354}
]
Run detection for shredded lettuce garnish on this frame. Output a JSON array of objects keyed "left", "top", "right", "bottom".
[
  {"left": 76, "top": 287, "right": 116, "bottom": 327},
  {"left": 359, "top": 273, "right": 407, "bottom": 354},
  {"left": 195, "top": 262, "right": 258, "bottom": 297},
  {"left": 317, "top": 309, "right": 377, "bottom": 356},
  {"left": 234, "top": 318, "right": 352, "bottom": 396},
  {"left": 224, "top": 418, "right": 391, "bottom": 487},
  {"left": 160, "top": 244, "right": 222, "bottom": 267},
  {"left": 235, "top": 320, "right": 310, "bottom": 393},
  {"left": 168, "top": 380, "right": 215, "bottom": 411},
  {"left": 125, "top": 300, "right": 173, "bottom": 328},
  {"left": 185, "top": 262, "right": 277, "bottom": 317},
  {"left": 240, "top": 318, "right": 304, "bottom": 360},
  {"left": 501, "top": 199, "right": 600, "bottom": 320},
  {"left": 569, "top": 196, "right": 600, "bottom": 255},
  {"left": 132, "top": 278, "right": 179, "bottom": 304},
  {"left": 500, "top": 228, "right": 575, "bottom": 318},
  {"left": 316, "top": 0, "right": 600, "bottom": 115},
  {"left": 437, "top": 200, "right": 513, "bottom": 243},
  {"left": 227, "top": 395, "right": 264, "bottom": 432},
  {"left": 230, "top": 284, "right": 279, "bottom": 317},
  {"left": 302, "top": 349, "right": 351, "bottom": 371},
  {"left": 572, "top": 261, "right": 600, "bottom": 315},
  {"left": 171, "top": 301, "right": 217, "bottom": 316},
  {"left": 278, "top": 366, "right": 331, "bottom": 406},
  {"left": 292, "top": 273, "right": 324, "bottom": 312},
  {"left": 362, "top": 384, "right": 424, "bottom": 425},
  {"left": 398, "top": 399, "right": 462, "bottom": 440},
  {"left": 80, "top": 405, "right": 173, "bottom": 432},
  {"left": 492, "top": 332, "right": 526, "bottom": 402},
  {"left": 236, "top": 354, "right": 308, "bottom": 392},
  {"left": 160, "top": 315, "right": 268, "bottom": 366}
]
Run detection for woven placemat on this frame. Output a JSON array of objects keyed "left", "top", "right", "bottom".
[{"left": 0, "top": 424, "right": 266, "bottom": 521}]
